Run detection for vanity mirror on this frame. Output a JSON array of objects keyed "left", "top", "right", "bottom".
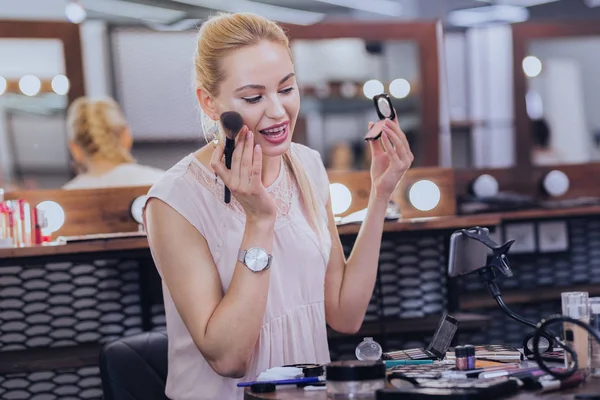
[
  {"left": 283, "top": 22, "right": 443, "bottom": 169},
  {"left": 0, "top": 21, "right": 85, "bottom": 191}
]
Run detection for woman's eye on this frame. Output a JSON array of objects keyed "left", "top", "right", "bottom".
[
  {"left": 280, "top": 87, "right": 295, "bottom": 95},
  {"left": 243, "top": 96, "right": 261, "bottom": 104}
]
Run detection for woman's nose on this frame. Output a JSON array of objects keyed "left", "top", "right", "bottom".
[{"left": 266, "top": 96, "right": 286, "bottom": 119}]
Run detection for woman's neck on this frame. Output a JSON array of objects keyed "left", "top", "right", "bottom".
[
  {"left": 261, "top": 154, "right": 283, "bottom": 187},
  {"left": 84, "top": 160, "right": 123, "bottom": 176}
]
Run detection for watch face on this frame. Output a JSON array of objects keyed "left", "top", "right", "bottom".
[{"left": 245, "top": 247, "right": 269, "bottom": 271}]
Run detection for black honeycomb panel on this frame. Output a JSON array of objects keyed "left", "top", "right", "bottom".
[
  {"left": 0, "top": 367, "right": 102, "bottom": 400},
  {"left": 0, "top": 259, "right": 143, "bottom": 351}
]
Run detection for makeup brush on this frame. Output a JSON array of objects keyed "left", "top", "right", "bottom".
[{"left": 220, "top": 111, "right": 244, "bottom": 204}]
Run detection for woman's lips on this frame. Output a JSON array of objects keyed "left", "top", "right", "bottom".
[{"left": 259, "top": 122, "right": 289, "bottom": 145}]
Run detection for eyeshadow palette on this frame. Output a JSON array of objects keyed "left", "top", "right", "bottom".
[
  {"left": 387, "top": 363, "right": 455, "bottom": 379},
  {"left": 382, "top": 313, "right": 459, "bottom": 361},
  {"left": 446, "top": 344, "right": 523, "bottom": 362}
]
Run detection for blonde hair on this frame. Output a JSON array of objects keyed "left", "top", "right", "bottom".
[
  {"left": 194, "top": 12, "right": 323, "bottom": 235},
  {"left": 66, "top": 97, "right": 135, "bottom": 165}
]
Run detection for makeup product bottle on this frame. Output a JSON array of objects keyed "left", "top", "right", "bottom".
[
  {"left": 465, "top": 345, "right": 476, "bottom": 370},
  {"left": 562, "top": 291, "right": 590, "bottom": 371},
  {"left": 0, "top": 202, "right": 11, "bottom": 248},
  {"left": 455, "top": 346, "right": 468, "bottom": 371},
  {"left": 589, "top": 297, "right": 600, "bottom": 376},
  {"left": 356, "top": 337, "right": 383, "bottom": 361}
]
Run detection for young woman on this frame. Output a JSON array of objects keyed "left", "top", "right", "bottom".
[
  {"left": 143, "top": 12, "right": 413, "bottom": 400},
  {"left": 63, "top": 97, "right": 164, "bottom": 189}
]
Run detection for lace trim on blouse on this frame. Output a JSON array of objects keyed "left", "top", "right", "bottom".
[{"left": 185, "top": 156, "right": 297, "bottom": 219}]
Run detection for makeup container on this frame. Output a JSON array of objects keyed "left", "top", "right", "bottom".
[
  {"left": 356, "top": 337, "right": 383, "bottom": 361},
  {"left": 562, "top": 291, "right": 590, "bottom": 371},
  {"left": 454, "top": 346, "right": 468, "bottom": 371},
  {"left": 465, "top": 345, "right": 476, "bottom": 370},
  {"left": 589, "top": 297, "right": 600, "bottom": 377},
  {"left": 326, "top": 360, "right": 386, "bottom": 399}
]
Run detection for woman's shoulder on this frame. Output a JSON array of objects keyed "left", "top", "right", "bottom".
[{"left": 146, "top": 154, "right": 196, "bottom": 198}]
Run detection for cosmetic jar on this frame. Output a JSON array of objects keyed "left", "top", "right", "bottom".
[
  {"left": 464, "top": 345, "right": 476, "bottom": 370},
  {"left": 326, "top": 360, "right": 386, "bottom": 399},
  {"left": 454, "top": 346, "right": 468, "bottom": 371}
]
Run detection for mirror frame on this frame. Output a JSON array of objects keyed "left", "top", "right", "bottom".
[
  {"left": 454, "top": 21, "right": 600, "bottom": 202},
  {"left": 513, "top": 21, "right": 600, "bottom": 170},
  {"left": 0, "top": 20, "right": 85, "bottom": 104},
  {"left": 282, "top": 21, "right": 442, "bottom": 167},
  {"left": 0, "top": 20, "right": 86, "bottom": 186}
]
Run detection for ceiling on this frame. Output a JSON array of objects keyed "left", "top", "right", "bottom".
[{"left": 3, "top": 0, "right": 600, "bottom": 28}]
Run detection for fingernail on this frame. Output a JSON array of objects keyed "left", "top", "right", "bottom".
[
  {"left": 255, "top": 145, "right": 260, "bottom": 152},
  {"left": 248, "top": 131, "right": 253, "bottom": 139}
]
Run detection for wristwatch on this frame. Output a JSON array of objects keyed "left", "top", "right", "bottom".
[{"left": 237, "top": 247, "right": 272, "bottom": 272}]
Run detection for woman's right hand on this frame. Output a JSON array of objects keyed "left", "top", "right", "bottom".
[{"left": 211, "top": 127, "right": 277, "bottom": 223}]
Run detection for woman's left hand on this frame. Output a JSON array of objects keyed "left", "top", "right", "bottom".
[{"left": 366, "top": 118, "right": 414, "bottom": 200}]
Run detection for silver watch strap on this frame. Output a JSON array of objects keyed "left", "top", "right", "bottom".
[{"left": 237, "top": 248, "right": 247, "bottom": 263}]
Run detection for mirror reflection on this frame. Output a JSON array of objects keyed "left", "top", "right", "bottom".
[
  {"left": 526, "top": 36, "right": 600, "bottom": 166},
  {"left": 0, "top": 38, "right": 70, "bottom": 190},
  {"left": 445, "top": 22, "right": 516, "bottom": 170},
  {"left": 291, "top": 38, "right": 421, "bottom": 170}
]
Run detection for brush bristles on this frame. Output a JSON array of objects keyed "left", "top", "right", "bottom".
[{"left": 220, "top": 111, "right": 244, "bottom": 140}]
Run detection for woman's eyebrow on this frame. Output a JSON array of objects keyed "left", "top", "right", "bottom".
[{"left": 234, "top": 73, "right": 296, "bottom": 93}]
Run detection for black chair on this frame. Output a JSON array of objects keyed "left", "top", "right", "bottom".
[{"left": 99, "top": 331, "right": 169, "bottom": 400}]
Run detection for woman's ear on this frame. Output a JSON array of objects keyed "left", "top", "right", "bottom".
[{"left": 196, "top": 87, "right": 219, "bottom": 120}]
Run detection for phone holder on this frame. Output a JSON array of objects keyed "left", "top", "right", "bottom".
[
  {"left": 453, "top": 227, "right": 556, "bottom": 355},
  {"left": 459, "top": 227, "right": 514, "bottom": 279}
]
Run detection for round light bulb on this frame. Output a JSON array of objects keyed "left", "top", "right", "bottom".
[
  {"left": 19, "top": 75, "right": 41, "bottom": 96},
  {"left": 37, "top": 201, "right": 65, "bottom": 235},
  {"left": 65, "top": 2, "right": 87, "bottom": 24},
  {"left": 340, "top": 82, "right": 357, "bottom": 98},
  {"left": 51, "top": 75, "right": 70, "bottom": 95},
  {"left": 408, "top": 180, "right": 441, "bottom": 212},
  {"left": 130, "top": 195, "right": 148, "bottom": 224},
  {"left": 543, "top": 170, "right": 569, "bottom": 197},
  {"left": 0, "top": 76, "right": 6, "bottom": 95},
  {"left": 362, "top": 79, "right": 384, "bottom": 99},
  {"left": 329, "top": 183, "right": 352, "bottom": 215},
  {"left": 472, "top": 174, "right": 499, "bottom": 198},
  {"left": 389, "top": 78, "right": 411, "bottom": 99},
  {"left": 523, "top": 56, "right": 542, "bottom": 78}
]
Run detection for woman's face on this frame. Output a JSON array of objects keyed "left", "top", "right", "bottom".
[{"left": 209, "top": 40, "right": 300, "bottom": 158}]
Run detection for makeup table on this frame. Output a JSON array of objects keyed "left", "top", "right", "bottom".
[{"left": 244, "top": 378, "right": 600, "bottom": 399}]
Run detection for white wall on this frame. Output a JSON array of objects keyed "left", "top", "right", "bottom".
[
  {"left": 466, "top": 24, "right": 515, "bottom": 168},
  {"left": 110, "top": 28, "right": 201, "bottom": 141}
]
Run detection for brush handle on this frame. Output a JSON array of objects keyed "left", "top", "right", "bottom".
[
  {"left": 224, "top": 138, "right": 235, "bottom": 204},
  {"left": 237, "top": 376, "right": 322, "bottom": 388}
]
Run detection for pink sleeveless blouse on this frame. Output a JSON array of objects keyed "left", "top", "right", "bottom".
[{"left": 145, "top": 143, "right": 332, "bottom": 400}]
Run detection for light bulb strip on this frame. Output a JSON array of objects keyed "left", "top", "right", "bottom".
[
  {"left": 0, "top": 77, "right": 70, "bottom": 96},
  {"left": 298, "top": 79, "right": 418, "bottom": 99}
]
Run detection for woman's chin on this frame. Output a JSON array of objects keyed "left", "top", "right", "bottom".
[{"left": 257, "top": 136, "right": 293, "bottom": 158}]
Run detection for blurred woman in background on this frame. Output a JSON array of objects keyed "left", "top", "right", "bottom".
[{"left": 63, "top": 97, "right": 164, "bottom": 189}]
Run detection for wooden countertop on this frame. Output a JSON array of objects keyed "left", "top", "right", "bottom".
[
  {"left": 1, "top": 204, "right": 599, "bottom": 262},
  {"left": 0, "top": 236, "right": 150, "bottom": 264},
  {"left": 336, "top": 213, "right": 501, "bottom": 235}
]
